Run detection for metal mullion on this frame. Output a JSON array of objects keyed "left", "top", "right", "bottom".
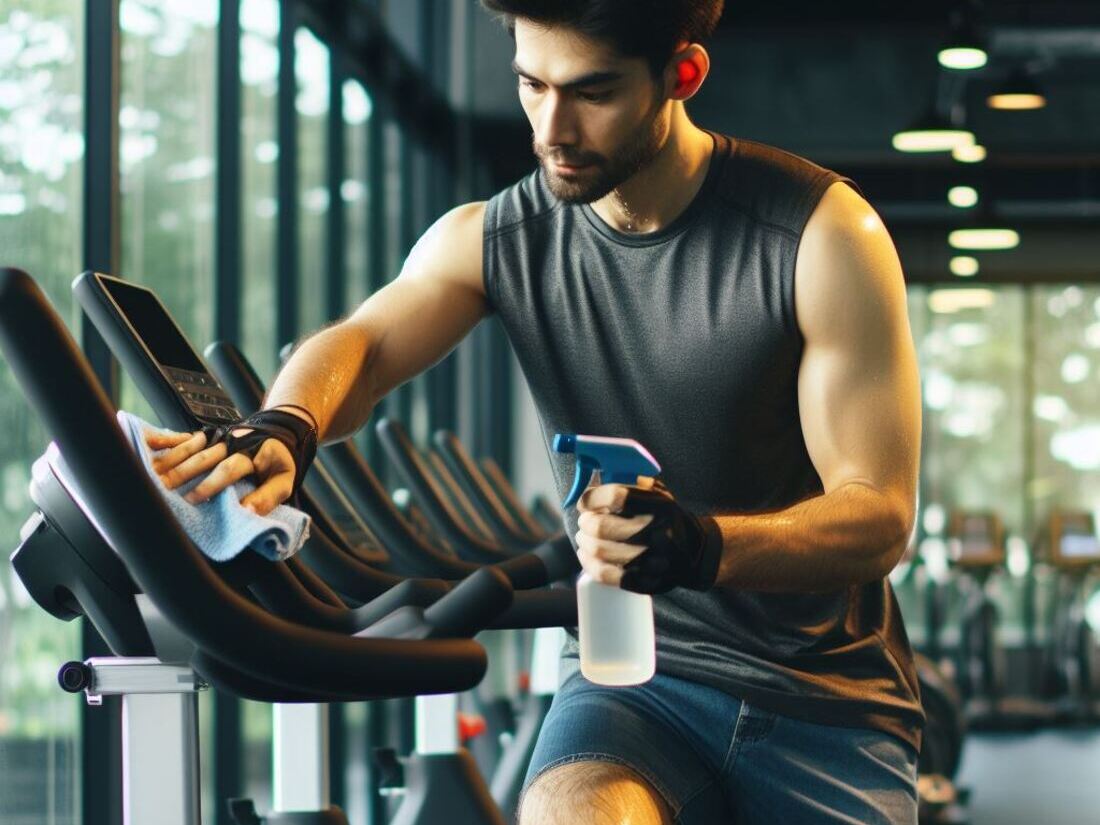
[
  {"left": 213, "top": 10, "right": 245, "bottom": 805},
  {"left": 327, "top": 53, "right": 347, "bottom": 323},
  {"left": 81, "top": 3, "right": 122, "bottom": 823},
  {"left": 327, "top": 702, "right": 347, "bottom": 813},
  {"left": 81, "top": 0, "right": 119, "bottom": 397},
  {"left": 276, "top": 1, "right": 300, "bottom": 352},
  {"left": 215, "top": 0, "right": 242, "bottom": 345},
  {"left": 212, "top": 693, "right": 242, "bottom": 825},
  {"left": 418, "top": 0, "right": 448, "bottom": 435}
]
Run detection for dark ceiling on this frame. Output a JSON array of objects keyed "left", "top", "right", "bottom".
[
  {"left": 718, "top": 0, "right": 1100, "bottom": 28},
  {"left": 469, "top": 0, "right": 1100, "bottom": 281}
]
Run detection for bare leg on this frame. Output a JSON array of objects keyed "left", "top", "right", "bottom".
[{"left": 518, "top": 761, "right": 674, "bottom": 825}]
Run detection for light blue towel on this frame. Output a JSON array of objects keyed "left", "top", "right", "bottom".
[{"left": 115, "top": 410, "right": 310, "bottom": 562}]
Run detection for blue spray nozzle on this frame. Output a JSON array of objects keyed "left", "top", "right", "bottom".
[
  {"left": 552, "top": 433, "right": 577, "bottom": 454},
  {"left": 553, "top": 433, "right": 661, "bottom": 509}
]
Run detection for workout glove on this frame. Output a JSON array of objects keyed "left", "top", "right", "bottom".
[
  {"left": 618, "top": 481, "right": 724, "bottom": 595},
  {"left": 202, "top": 408, "right": 318, "bottom": 500}
]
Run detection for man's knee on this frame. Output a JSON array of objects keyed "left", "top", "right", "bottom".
[{"left": 518, "top": 760, "right": 673, "bottom": 825}]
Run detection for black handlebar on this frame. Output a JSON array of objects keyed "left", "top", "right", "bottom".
[{"left": 0, "top": 268, "right": 488, "bottom": 699}]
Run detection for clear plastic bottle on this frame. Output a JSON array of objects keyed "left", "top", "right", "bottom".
[{"left": 577, "top": 571, "right": 655, "bottom": 686}]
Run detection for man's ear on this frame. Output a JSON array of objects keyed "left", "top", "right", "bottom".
[{"left": 665, "top": 44, "right": 710, "bottom": 101}]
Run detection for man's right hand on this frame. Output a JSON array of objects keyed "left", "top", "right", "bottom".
[{"left": 146, "top": 428, "right": 296, "bottom": 516}]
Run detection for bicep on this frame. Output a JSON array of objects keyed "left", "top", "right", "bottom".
[
  {"left": 795, "top": 183, "right": 921, "bottom": 512},
  {"left": 348, "top": 201, "right": 490, "bottom": 402}
]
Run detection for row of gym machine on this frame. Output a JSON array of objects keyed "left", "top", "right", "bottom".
[
  {"left": 889, "top": 505, "right": 1100, "bottom": 822},
  {"left": 5, "top": 265, "right": 1080, "bottom": 825}
]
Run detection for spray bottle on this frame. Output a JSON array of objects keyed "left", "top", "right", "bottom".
[{"left": 553, "top": 433, "right": 657, "bottom": 686}]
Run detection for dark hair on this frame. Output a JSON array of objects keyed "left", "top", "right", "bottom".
[{"left": 480, "top": 0, "right": 725, "bottom": 77}]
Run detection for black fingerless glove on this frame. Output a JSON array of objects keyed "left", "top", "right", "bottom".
[
  {"left": 618, "top": 481, "right": 723, "bottom": 595},
  {"left": 201, "top": 408, "right": 318, "bottom": 499}
]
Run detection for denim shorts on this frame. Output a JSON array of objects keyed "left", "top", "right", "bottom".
[{"left": 523, "top": 666, "right": 919, "bottom": 824}]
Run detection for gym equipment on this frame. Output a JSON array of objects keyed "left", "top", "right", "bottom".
[
  {"left": 890, "top": 535, "right": 970, "bottom": 823},
  {"left": 530, "top": 494, "right": 564, "bottom": 535},
  {"left": 947, "top": 510, "right": 1052, "bottom": 731},
  {"left": 76, "top": 270, "right": 576, "bottom": 591},
  {"left": 913, "top": 652, "right": 970, "bottom": 824},
  {"left": 376, "top": 417, "right": 529, "bottom": 565},
  {"left": 1036, "top": 510, "right": 1100, "bottom": 724},
  {"left": 203, "top": 338, "right": 575, "bottom": 589},
  {"left": 70, "top": 269, "right": 579, "bottom": 824},
  {"left": 1, "top": 267, "right": 505, "bottom": 825},
  {"left": 433, "top": 430, "right": 550, "bottom": 549},
  {"left": 480, "top": 458, "right": 560, "bottom": 541}
]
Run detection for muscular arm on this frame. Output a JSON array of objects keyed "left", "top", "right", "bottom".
[
  {"left": 711, "top": 182, "right": 921, "bottom": 593},
  {"left": 154, "top": 200, "right": 489, "bottom": 513},
  {"left": 266, "top": 200, "right": 489, "bottom": 442},
  {"left": 574, "top": 183, "right": 920, "bottom": 593}
]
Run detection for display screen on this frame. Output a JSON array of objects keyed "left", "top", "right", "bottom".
[
  {"left": 101, "top": 277, "right": 206, "bottom": 373},
  {"left": 1059, "top": 514, "right": 1100, "bottom": 560},
  {"left": 951, "top": 514, "right": 999, "bottom": 560}
]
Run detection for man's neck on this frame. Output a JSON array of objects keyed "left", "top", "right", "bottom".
[{"left": 591, "top": 111, "right": 714, "bottom": 235}]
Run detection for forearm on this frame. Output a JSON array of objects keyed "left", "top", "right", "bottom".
[
  {"left": 712, "top": 481, "right": 912, "bottom": 594},
  {"left": 263, "top": 321, "right": 377, "bottom": 443}
]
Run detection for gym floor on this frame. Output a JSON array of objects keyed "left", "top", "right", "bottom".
[{"left": 958, "top": 730, "right": 1100, "bottom": 824}]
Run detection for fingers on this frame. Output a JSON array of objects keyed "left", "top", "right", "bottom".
[
  {"left": 576, "top": 478, "right": 661, "bottom": 514},
  {"left": 184, "top": 452, "right": 255, "bottom": 504},
  {"left": 577, "top": 509, "right": 653, "bottom": 542},
  {"left": 239, "top": 440, "right": 296, "bottom": 516},
  {"left": 575, "top": 529, "right": 647, "bottom": 587},
  {"left": 151, "top": 431, "right": 209, "bottom": 475},
  {"left": 578, "top": 483, "right": 629, "bottom": 514},
  {"left": 160, "top": 442, "right": 228, "bottom": 490},
  {"left": 145, "top": 429, "right": 195, "bottom": 452}
]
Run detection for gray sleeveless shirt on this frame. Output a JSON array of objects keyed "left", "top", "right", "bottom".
[{"left": 483, "top": 133, "right": 924, "bottom": 750}]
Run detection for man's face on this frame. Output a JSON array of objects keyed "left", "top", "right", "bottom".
[{"left": 512, "top": 20, "right": 669, "bottom": 204}]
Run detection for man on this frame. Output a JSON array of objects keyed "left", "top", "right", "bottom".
[{"left": 150, "top": 1, "right": 924, "bottom": 822}]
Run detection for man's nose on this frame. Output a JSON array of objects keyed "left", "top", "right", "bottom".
[{"left": 535, "top": 91, "right": 579, "bottom": 151}]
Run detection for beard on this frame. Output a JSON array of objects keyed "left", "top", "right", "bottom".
[{"left": 533, "top": 102, "right": 668, "bottom": 205}]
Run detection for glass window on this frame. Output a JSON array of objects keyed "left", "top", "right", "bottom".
[
  {"left": 909, "top": 286, "right": 1029, "bottom": 647},
  {"left": 0, "top": 5, "right": 85, "bottom": 823},
  {"left": 240, "top": 0, "right": 280, "bottom": 385},
  {"left": 117, "top": 0, "right": 219, "bottom": 421},
  {"left": 1030, "top": 285, "right": 1100, "bottom": 521},
  {"left": 295, "top": 26, "right": 329, "bottom": 337},
  {"left": 916, "top": 286, "right": 1028, "bottom": 535},
  {"left": 117, "top": 1, "right": 219, "bottom": 808}
]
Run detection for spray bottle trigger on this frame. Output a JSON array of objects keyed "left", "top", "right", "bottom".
[{"left": 562, "top": 457, "right": 596, "bottom": 508}]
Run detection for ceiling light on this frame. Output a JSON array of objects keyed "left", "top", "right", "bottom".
[
  {"left": 938, "top": 15, "right": 987, "bottom": 71},
  {"left": 953, "top": 143, "right": 987, "bottom": 163},
  {"left": 948, "top": 186, "right": 979, "bottom": 208},
  {"left": 939, "top": 46, "right": 988, "bottom": 70},
  {"left": 988, "top": 68, "right": 1047, "bottom": 110},
  {"left": 893, "top": 107, "right": 975, "bottom": 153},
  {"left": 950, "top": 256, "right": 980, "bottom": 277},
  {"left": 949, "top": 228, "right": 1020, "bottom": 250}
]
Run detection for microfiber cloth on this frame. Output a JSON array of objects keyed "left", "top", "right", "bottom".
[{"left": 115, "top": 410, "right": 310, "bottom": 562}]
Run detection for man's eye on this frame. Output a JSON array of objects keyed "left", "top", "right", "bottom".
[
  {"left": 578, "top": 90, "right": 611, "bottom": 103},
  {"left": 519, "top": 79, "right": 544, "bottom": 92}
]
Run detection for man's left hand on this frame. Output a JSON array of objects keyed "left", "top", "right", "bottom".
[{"left": 575, "top": 480, "right": 723, "bottom": 594}]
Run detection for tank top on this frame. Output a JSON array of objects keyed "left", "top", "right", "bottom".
[{"left": 482, "top": 132, "right": 924, "bottom": 750}]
